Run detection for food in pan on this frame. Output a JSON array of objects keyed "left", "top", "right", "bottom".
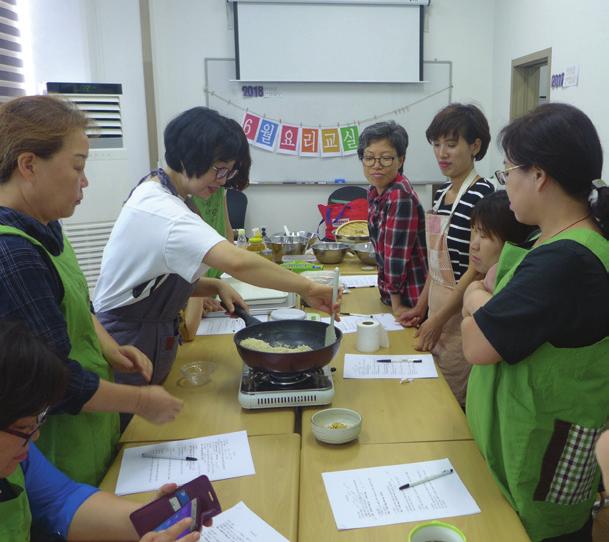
[{"left": 240, "top": 337, "right": 313, "bottom": 353}]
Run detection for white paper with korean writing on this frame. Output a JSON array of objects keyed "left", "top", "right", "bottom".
[
  {"left": 343, "top": 354, "right": 438, "bottom": 379},
  {"left": 321, "top": 313, "right": 402, "bottom": 334},
  {"left": 200, "top": 501, "right": 289, "bottom": 542},
  {"left": 115, "top": 431, "right": 255, "bottom": 495},
  {"left": 322, "top": 458, "right": 480, "bottom": 530}
]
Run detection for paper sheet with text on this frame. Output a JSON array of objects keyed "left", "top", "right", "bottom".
[
  {"left": 197, "top": 315, "right": 269, "bottom": 336},
  {"left": 341, "top": 274, "right": 378, "bottom": 288},
  {"left": 115, "top": 431, "right": 255, "bottom": 496},
  {"left": 323, "top": 458, "right": 480, "bottom": 530},
  {"left": 343, "top": 353, "right": 438, "bottom": 379},
  {"left": 321, "top": 313, "right": 403, "bottom": 334},
  {"left": 200, "top": 501, "right": 289, "bottom": 542}
]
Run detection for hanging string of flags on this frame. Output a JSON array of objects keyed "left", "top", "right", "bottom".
[{"left": 204, "top": 85, "right": 452, "bottom": 158}]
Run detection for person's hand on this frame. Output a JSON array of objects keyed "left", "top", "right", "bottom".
[
  {"left": 105, "top": 345, "right": 153, "bottom": 383},
  {"left": 135, "top": 386, "right": 183, "bottom": 424},
  {"left": 396, "top": 303, "right": 427, "bottom": 328},
  {"left": 138, "top": 518, "right": 201, "bottom": 542},
  {"left": 301, "top": 282, "right": 342, "bottom": 319},
  {"left": 215, "top": 282, "right": 249, "bottom": 314},
  {"left": 413, "top": 315, "right": 443, "bottom": 352},
  {"left": 201, "top": 297, "right": 223, "bottom": 315},
  {"left": 462, "top": 280, "right": 491, "bottom": 318},
  {"left": 483, "top": 264, "right": 498, "bottom": 293}
]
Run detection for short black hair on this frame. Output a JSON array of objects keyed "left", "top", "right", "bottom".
[
  {"left": 0, "top": 321, "right": 68, "bottom": 429},
  {"left": 357, "top": 121, "right": 409, "bottom": 174},
  {"left": 471, "top": 191, "right": 537, "bottom": 244},
  {"left": 425, "top": 103, "right": 490, "bottom": 161},
  {"left": 223, "top": 117, "right": 251, "bottom": 192},
  {"left": 164, "top": 107, "right": 250, "bottom": 180}
]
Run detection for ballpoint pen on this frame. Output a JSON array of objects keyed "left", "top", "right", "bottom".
[
  {"left": 399, "top": 468, "right": 454, "bottom": 490},
  {"left": 376, "top": 358, "right": 422, "bottom": 363},
  {"left": 141, "top": 453, "right": 198, "bottom": 461}
]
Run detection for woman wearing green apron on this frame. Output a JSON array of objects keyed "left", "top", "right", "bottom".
[
  {"left": 0, "top": 321, "right": 202, "bottom": 541},
  {"left": 462, "top": 103, "right": 609, "bottom": 541},
  {"left": 0, "top": 96, "right": 183, "bottom": 486}
]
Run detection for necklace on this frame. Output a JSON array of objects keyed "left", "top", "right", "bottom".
[{"left": 536, "top": 214, "right": 591, "bottom": 245}]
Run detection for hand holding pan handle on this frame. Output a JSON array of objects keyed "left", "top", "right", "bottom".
[{"left": 222, "top": 301, "right": 263, "bottom": 327}]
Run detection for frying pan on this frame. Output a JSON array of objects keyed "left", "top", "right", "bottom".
[{"left": 231, "top": 304, "right": 342, "bottom": 373}]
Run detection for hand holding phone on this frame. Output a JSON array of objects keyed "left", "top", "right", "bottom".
[
  {"left": 130, "top": 475, "right": 221, "bottom": 537},
  {"left": 138, "top": 517, "right": 200, "bottom": 542}
]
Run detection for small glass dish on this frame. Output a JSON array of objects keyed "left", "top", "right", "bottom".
[{"left": 179, "top": 361, "right": 216, "bottom": 387}]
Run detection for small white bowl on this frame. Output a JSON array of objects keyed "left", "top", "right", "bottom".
[
  {"left": 311, "top": 408, "right": 362, "bottom": 444},
  {"left": 179, "top": 361, "right": 216, "bottom": 387}
]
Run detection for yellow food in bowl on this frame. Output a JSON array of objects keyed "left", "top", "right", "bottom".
[
  {"left": 335, "top": 220, "right": 369, "bottom": 237},
  {"left": 327, "top": 422, "right": 349, "bottom": 429}
]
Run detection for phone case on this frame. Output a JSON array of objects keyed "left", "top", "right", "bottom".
[{"left": 129, "top": 474, "right": 221, "bottom": 536}]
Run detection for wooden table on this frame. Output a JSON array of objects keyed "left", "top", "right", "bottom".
[
  {"left": 299, "top": 439, "right": 530, "bottom": 542},
  {"left": 101, "top": 434, "right": 300, "bottom": 541},
  {"left": 321, "top": 253, "right": 377, "bottom": 275},
  {"left": 302, "top": 289, "right": 472, "bottom": 444},
  {"left": 121, "top": 334, "right": 295, "bottom": 443}
]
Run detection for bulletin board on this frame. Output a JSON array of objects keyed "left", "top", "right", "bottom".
[{"left": 204, "top": 58, "right": 452, "bottom": 184}]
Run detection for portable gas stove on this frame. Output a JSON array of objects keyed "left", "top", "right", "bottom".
[{"left": 238, "top": 364, "right": 334, "bottom": 409}]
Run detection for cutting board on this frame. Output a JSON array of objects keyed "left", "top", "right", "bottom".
[{"left": 220, "top": 274, "right": 288, "bottom": 305}]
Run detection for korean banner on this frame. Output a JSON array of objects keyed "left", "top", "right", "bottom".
[
  {"left": 340, "top": 125, "right": 359, "bottom": 156},
  {"left": 320, "top": 128, "right": 342, "bottom": 158},
  {"left": 242, "top": 112, "right": 261, "bottom": 143},
  {"left": 300, "top": 127, "right": 320, "bottom": 157},
  {"left": 277, "top": 124, "right": 300, "bottom": 155},
  {"left": 253, "top": 118, "right": 280, "bottom": 152}
]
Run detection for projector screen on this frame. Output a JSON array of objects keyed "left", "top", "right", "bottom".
[{"left": 233, "top": 1, "right": 424, "bottom": 83}]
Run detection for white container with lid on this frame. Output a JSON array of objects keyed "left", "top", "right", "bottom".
[{"left": 269, "top": 308, "right": 307, "bottom": 321}]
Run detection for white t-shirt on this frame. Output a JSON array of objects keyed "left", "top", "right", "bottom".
[{"left": 93, "top": 180, "right": 225, "bottom": 312}]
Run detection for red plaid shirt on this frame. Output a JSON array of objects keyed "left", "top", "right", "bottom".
[{"left": 368, "top": 174, "right": 427, "bottom": 308}]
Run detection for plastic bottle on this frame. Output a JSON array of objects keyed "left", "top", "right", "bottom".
[
  {"left": 236, "top": 228, "right": 248, "bottom": 249},
  {"left": 246, "top": 227, "right": 265, "bottom": 253}
]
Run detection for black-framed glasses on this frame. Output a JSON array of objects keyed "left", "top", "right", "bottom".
[
  {"left": 362, "top": 155, "right": 397, "bottom": 168},
  {"left": 211, "top": 165, "right": 239, "bottom": 181},
  {"left": 2, "top": 407, "right": 49, "bottom": 447},
  {"left": 495, "top": 165, "right": 522, "bottom": 185}
]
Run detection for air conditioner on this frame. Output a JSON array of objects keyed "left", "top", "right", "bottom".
[{"left": 45, "top": 82, "right": 131, "bottom": 290}]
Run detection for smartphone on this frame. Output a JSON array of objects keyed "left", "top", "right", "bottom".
[
  {"left": 153, "top": 498, "right": 198, "bottom": 539},
  {"left": 130, "top": 475, "right": 221, "bottom": 537}
]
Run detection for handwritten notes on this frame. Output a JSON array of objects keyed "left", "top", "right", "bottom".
[
  {"left": 322, "top": 458, "right": 480, "bottom": 530},
  {"left": 196, "top": 315, "right": 269, "bottom": 336},
  {"left": 115, "top": 431, "right": 255, "bottom": 495},
  {"left": 343, "top": 354, "right": 437, "bottom": 380},
  {"left": 200, "top": 501, "right": 289, "bottom": 542},
  {"left": 321, "top": 313, "right": 403, "bottom": 334},
  {"left": 341, "top": 274, "right": 378, "bottom": 289}
]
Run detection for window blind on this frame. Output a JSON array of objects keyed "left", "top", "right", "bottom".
[{"left": 0, "top": 0, "right": 24, "bottom": 102}]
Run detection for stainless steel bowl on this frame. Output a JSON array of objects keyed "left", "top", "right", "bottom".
[
  {"left": 352, "top": 242, "right": 377, "bottom": 266},
  {"left": 336, "top": 232, "right": 370, "bottom": 245},
  {"left": 272, "top": 231, "right": 317, "bottom": 250},
  {"left": 312, "top": 242, "right": 350, "bottom": 264},
  {"left": 269, "top": 235, "right": 308, "bottom": 263}
]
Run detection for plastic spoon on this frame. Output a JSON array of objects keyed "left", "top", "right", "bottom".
[{"left": 324, "top": 267, "right": 339, "bottom": 346}]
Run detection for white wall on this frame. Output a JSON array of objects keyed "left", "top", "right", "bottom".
[
  {"left": 491, "top": 0, "right": 609, "bottom": 179},
  {"left": 148, "top": 0, "right": 496, "bottom": 233},
  {"left": 27, "top": 0, "right": 150, "bottom": 224}
]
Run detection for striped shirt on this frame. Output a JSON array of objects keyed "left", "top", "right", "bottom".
[{"left": 432, "top": 178, "right": 494, "bottom": 280}]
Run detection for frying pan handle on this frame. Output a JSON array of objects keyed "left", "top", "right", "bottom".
[{"left": 225, "top": 302, "right": 263, "bottom": 327}]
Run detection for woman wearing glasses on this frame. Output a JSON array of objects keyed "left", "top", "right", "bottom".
[
  {"left": 0, "top": 321, "right": 202, "bottom": 541},
  {"left": 94, "top": 107, "right": 339, "bottom": 388},
  {"left": 358, "top": 121, "right": 427, "bottom": 317},
  {"left": 398, "top": 104, "right": 494, "bottom": 406},
  {"left": 462, "top": 103, "right": 609, "bottom": 541}
]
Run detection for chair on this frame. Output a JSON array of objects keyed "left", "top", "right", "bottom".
[
  {"left": 226, "top": 188, "right": 248, "bottom": 230},
  {"left": 327, "top": 185, "right": 368, "bottom": 204}
]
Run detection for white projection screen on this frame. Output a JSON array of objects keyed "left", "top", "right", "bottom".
[{"left": 233, "top": 1, "right": 424, "bottom": 83}]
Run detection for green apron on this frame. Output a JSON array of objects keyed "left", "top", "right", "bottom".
[
  {"left": 191, "top": 188, "right": 226, "bottom": 279},
  {"left": 0, "top": 468, "right": 32, "bottom": 541},
  {"left": 0, "top": 226, "right": 119, "bottom": 486},
  {"left": 467, "top": 229, "right": 609, "bottom": 541}
]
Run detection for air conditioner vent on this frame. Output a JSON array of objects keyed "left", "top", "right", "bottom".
[{"left": 45, "top": 82, "right": 123, "bottom": 149}]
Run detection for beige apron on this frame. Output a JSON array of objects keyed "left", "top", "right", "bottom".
[{"left": 426, "top": 170, "right": 478, "bottom": 406}]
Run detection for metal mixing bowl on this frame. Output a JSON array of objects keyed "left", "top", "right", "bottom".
[
  {"left": 312, "top": 242, "right": 350, "bottom": 264},
  {"left": 269, "top": 235, "right": 308, "bottom": 263},
  {"left": 352, "top": 242, "right": 377, "bottom": 266},
  {"left": 272, "top": 231, "right": 317, "bottom": 250}
]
